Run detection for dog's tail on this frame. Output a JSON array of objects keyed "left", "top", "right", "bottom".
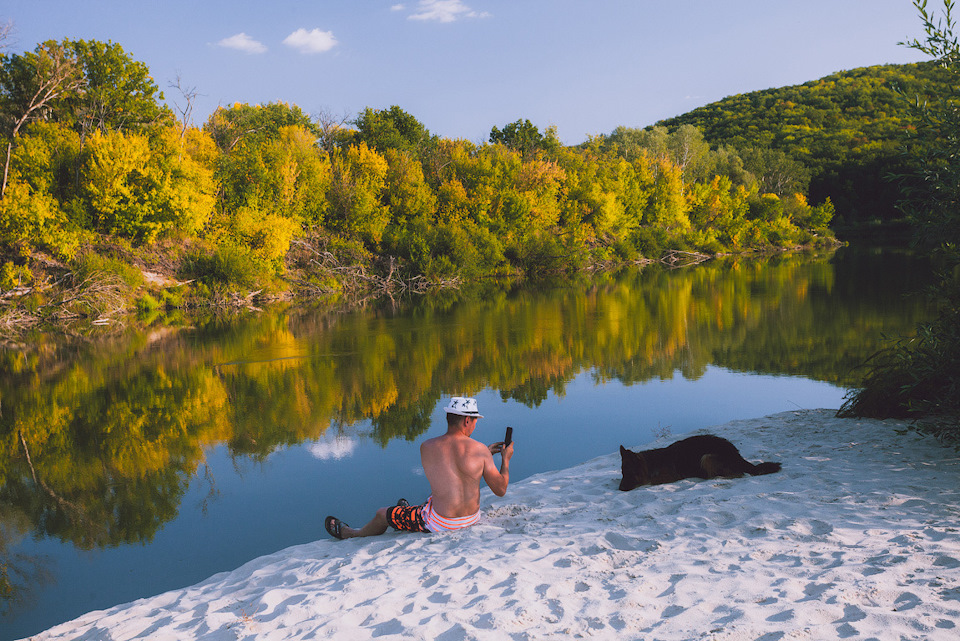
[{"left": 748, "top": 461, "right": 782, "bottom": 476}]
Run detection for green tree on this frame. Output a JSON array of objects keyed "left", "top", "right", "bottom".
[
  {"left": 204, "top": 103, "right": 325, "bottom": 266},
  {"left": 603, "top": 125, "right": 670, "bottom": 164},
  {"left": 0, "top": 40, "right": 84, "bottom": 199},
  {"left": 644, "top": 158, "right": 689, "bottom": 233},
  {"left": 326, "top": 142, "right": 390, "bottom": 244},
  {"left": 225, "top": 125, "right": 328, "bottom": 264},
  {"left": 667, "top": 124, "right": 711, "bottom": 182},
  {"left": 489, "top": 119, "right": 559, "bottom": 157},
  {"left": 81, "top": 125, "right": 216, "bottom": 242},
  {"left": 69, "top": 39, "right": 171, "bottom": 137},
  {"left": 353, "top": 105, "right": 432, "bottom": 157},
  {"left": 204, "top": 102, "right": 319, "bottom": 154},
  {"left": 0, "top": 121, "right": 83, "bottom": 257},
  {"left": 740, "top": 146, "right": 811, "bottom": 196}
]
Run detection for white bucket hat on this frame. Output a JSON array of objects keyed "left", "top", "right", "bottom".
[{"left": 444, "top": 396, "right": 484, "bottom": 418}]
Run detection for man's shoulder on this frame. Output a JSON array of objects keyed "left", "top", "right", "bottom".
[{"left": 424, "top": 434, "right": 486, "bottom": 455}]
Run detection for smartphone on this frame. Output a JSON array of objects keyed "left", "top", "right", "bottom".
[{"left": 503, "top": 426, "right": 513, "bottom": 448}]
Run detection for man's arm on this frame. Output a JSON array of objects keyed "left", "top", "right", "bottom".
[{"left": 482, "top": 442, "right": 513, "bottom": 497}]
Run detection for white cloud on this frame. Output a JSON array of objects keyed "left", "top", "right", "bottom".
[
  {"left": 216, "top": 33, "right": 267, "bottom": 54},
  {"left": 307, "top": 436, "right": 358, "bottom": 460},
  {"left": 283, "top": 28, "right": 338, "bottom": 54},
  {"left": 408, "top": 0, "right": 490, "bottom": 23},
  {"left": 391, "top": 3, "right": 406, "bottom": 10}
]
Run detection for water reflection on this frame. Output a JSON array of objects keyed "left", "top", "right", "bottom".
[{"left": 0, "top": 247, "right": 935, "bottom": 633}]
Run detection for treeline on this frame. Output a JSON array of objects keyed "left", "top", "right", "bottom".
[
  {"left": 654, "top": 62, "right": 954, "bottom": 233},
  {"left": 0, "top": 39, "right": 835, "bottom": 322}
]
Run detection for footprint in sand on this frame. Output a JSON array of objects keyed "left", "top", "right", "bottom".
[
  {"left": 442, "top": 557, "right": 467, "bottom": 571},
  {"left": 933, "top": 555, "right": 960, "bottom": 568},
  {"left": 427, "top": 590, "right": 451, "bottom": 604},
  {"left": 462, "top": 566, "right": 491, "bottom": 581},
  {"left": 604, "top": 531, "right": 660, "bottom": 552},
  {"left": 923, "top": 527, "right": 957, "bottom": 541},
  {"left": 711, "top": 606, "right": 744, "bottom": 627},
  {"left": 800, "top": 582, "right": 834, "bottom": 602},
  {"left": 492, "top": 574, "right": 517, "bottom": 598},
  {"left": 709, "top": 511, "right": 738, "bottom": 527},
  {"left": 894, "top": 592, "right": 921, "bottom": 611},
  {"left": 436, "top": 623, "right": 469, "bottom": 641},
  {"left": 865, "top": 553, "right": 908, "bottom": 568},
  {"left": 471, "top": 612, "right": 495, "bottom": 630},
  {"left": 785, "top": 518, "right": 834, "bottom": 539},
  {"left": 603, "top": 578, "right": 628, "bottom": 600},
  {"left": 657, "top": 574, "right": 686, "bottom": 598},
  {"left": 836, "top": 604, "right": 867, "bottom": 623},
  {"left": 371, "top": 618, "right": 404, "bottom": 636},
  {"left": 742, "top": 525, "right": 770, "bottom": 539},
  {"left": 766, "top": 609, "right": 794, "bottom": 623}
]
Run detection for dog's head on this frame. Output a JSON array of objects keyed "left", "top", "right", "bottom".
[{"left": 619, "top": 445, "right": 648, "bottom": 491}]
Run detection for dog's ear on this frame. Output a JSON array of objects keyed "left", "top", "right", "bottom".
[{"left": 619, "top": 446, "right": 643, "bottom": 491}]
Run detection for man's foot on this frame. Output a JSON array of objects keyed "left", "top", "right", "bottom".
[
  {"left": 324, "top": 515, "right": 348, "bottom": 540},
  {"left": 396, "top": 498, "right": 410, "bottom": 507}
]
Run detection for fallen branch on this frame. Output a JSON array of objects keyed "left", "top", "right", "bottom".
[{"left": 660, "top": 250, "right": 711, "bottom": 268}]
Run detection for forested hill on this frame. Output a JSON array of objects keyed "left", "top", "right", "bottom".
[{"left": 653, "top": 62, "right": 952, "bottom": 231}]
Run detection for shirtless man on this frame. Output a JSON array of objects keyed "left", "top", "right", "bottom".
[{"left": 324, "top": 397, "right": 513, "bottom": 539}]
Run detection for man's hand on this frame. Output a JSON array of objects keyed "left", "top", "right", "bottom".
[{"left": 490, "top": 441, "right": 514, "bottom": 460}]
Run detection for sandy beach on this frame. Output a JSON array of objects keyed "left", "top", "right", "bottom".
[{"left": 26, "top": 409, "right": 960, "bottom": 640}]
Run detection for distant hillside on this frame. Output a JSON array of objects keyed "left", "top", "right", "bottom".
[{"left": 655, "top": 62, "right": 951, "bottom": 235}]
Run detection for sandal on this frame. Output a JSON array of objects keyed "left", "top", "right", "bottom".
[{"left": 324, "top": 515, "right": 347, "bottom": 540}]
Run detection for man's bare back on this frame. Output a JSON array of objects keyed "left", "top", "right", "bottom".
[{"left": 422, "top": 423, "right": 511, "bottom": 519}]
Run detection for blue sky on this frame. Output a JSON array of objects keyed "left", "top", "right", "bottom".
[{"left": 2, "top": 1, "right": 930, "bottom": 145}]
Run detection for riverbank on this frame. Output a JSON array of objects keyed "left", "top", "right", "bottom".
[
  {"left": 1, "top": 239, "right": 844, "bottom": 342},
  {"left": 26, "top": 408, "right": 960, "bottom": 640}
]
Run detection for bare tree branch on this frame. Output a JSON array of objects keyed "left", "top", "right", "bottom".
[{"left": 169, "top": 71, "right": 200, "bottom": 141}]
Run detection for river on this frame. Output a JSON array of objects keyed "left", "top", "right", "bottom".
[{"left": 0, "top": 246, "right": 936, "bottom": 639}]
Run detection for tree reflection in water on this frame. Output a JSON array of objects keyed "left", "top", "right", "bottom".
[{"left": 0, "top": 247, "right": 936, "bottom": 629}]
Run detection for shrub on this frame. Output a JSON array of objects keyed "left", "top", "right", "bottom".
[
  {"left": 180, "top": 243, "right": 259, "bottom": 289},
  {"left": 72, "top": 252, "right": 144, "bottom": 289},
  {"left": 136, "top": 292, "right": 161, "bottom": 311},
  {"left": 630, "top": 226, "right": 666, "bottom": 259},
  {"left": 839, "top": 281, "right": 960, "bottom": 444},
  {"left": 0, "top": 262, "right": 33, "bottom": 290}
]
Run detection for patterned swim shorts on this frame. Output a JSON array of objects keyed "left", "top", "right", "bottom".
[{"left": 386, "top": 503, "right": 430, "bottom": 533}]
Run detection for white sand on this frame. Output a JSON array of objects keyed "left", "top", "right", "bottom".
[{"left": 27, "top": 409, "right": 960, "bottom": 641}]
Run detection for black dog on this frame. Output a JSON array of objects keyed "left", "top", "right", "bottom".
[{"left": 619, "top": 434, "right": 781, "bottom": 491}]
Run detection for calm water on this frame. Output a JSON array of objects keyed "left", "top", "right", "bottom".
[{"left": 0, "top": 247, "right": 936, "bottom": 639}]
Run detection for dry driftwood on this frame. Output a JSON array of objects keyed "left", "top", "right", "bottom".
[
  {"left": 288, "top": 239, "right": 460, "bottom": 301},
  {"left": 659, "top": 250, "right": 711, "bottom": 268}
]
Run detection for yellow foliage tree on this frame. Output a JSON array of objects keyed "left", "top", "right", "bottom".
[{"left": 327, "top": 142, "right": 390, "bottom": 244}]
